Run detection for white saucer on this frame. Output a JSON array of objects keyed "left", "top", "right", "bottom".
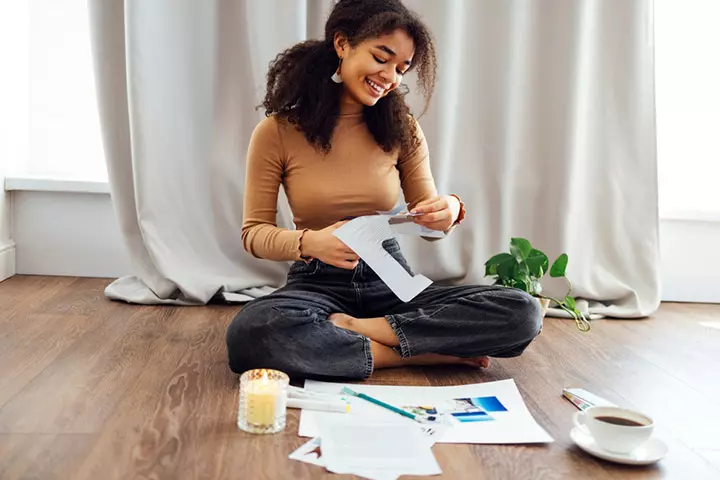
[{"left": 570, "top": 427, "right": 668, "bottom": 465}]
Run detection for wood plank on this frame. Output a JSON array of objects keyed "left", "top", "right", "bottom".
[
  {"left": 0, "top": 314, "right": 105, "bottom": 408},
  {"left": 1, "top": 276, "right": 719, "bottom": 479},
  {"left": 0, "top": 275, "right": 77, "bottom": 327},
  {"left": 34, "top": 276, "right": 112, "bottom": 316},
  {"left": 0, "top": 433, "right": 97, "bottom": 480},
  {"left": 546, "top": 316, "right": 720, "bottom": 452},
  {"left": 70, "top": 305, "right": 240, "bottom": 480},
  {"left": 0, "top": 304, "right": 174, "bottom": 434}
]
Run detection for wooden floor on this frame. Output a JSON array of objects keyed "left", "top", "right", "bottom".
[{"left": 1, "top": 276, "right": 719, "bottom": 479}]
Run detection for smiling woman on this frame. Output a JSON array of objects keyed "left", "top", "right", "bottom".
[
  {"left": 226, "top": 0, "right": 543, "bottom": 380},
  {"left": 261, "top": 0, "right": 436, "bottom": 154}
]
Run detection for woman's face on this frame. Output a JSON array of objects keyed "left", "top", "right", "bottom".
[{"left": 335, "top": 29, "right": 415, "bottom": 108}]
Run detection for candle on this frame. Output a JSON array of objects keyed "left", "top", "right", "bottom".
[
  {"left": 237, "top": 369, "right": 289, "bottom": 434},
  {"left": 246, "top": 371, "right": 280, "bottom": 425}
]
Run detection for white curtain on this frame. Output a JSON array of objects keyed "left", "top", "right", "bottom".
[{"left": 88, "top": 0, "right": 659, "bottom": 318}]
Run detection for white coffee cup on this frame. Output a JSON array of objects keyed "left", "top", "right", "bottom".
[{"left": 573, "top": 406, "right": 654, "bottom": 454}]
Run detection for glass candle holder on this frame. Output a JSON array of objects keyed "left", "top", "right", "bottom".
[{"left": 237, "top": 368, "right": 289, "bottom": 434}]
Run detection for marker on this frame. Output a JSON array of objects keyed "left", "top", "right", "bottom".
[
  {"left": 286, "top": 398, "right": 350, "bottom": 413},
  {"left": 341, "top": 387, "right": 436, "bottom": 423},
  {"left": 288, "top": 386, "right": 349, "bottom": 402}
]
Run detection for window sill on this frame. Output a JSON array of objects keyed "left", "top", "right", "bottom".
[
  {"left": 660, "top": 210, "right": 720, "bottom": 223},
  {"left": 4, "top": 175, "right": 110, "bottom": 194}
]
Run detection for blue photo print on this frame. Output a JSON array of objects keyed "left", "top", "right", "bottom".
[
  {"left": 469, "top": 396, "right": 508, "bottom": 413},
  {"left": 448, "top": 396, "right": 509, "bottom": 422}
]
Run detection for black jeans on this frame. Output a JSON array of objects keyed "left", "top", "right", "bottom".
[{"left": 226, "top": 239, "right": 542, "bottom": 380}]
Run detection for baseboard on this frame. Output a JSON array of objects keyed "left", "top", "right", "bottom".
[{"left": 0, "top": 241, "right": 16, "bottom": 282}]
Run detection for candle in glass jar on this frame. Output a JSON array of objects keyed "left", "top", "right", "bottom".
[
  {"left": 238, "top": 368, "right": 288, "bottom": 434},
  {"left": 245, "top": 370, "right": 280, "bottom": 425}
]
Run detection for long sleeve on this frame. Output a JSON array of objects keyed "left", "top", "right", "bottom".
[
  {"left": 398, "top": 118, "right": 438, "bottom": 209},
  {"left": 241, "top": 117, "right": 305, "bottom": 261},
  {"left": 399, "top": 118, "right": 466, "bottom": 239}
]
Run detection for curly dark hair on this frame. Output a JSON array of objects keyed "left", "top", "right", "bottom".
[{"left": 261, "top": 0, "right": 437, "bottom": 153}]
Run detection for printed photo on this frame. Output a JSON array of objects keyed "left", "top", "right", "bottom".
[
  {"left": 442, "top": 396, "right": 508, "bottom": 423},
  {"left": 401, "top": 404, "right": 439, "bottom": 416}
]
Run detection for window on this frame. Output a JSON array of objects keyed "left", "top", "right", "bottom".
[
  {"left": 655, "top": 0, "right": 720, "bottom": 218},
  {"left": 19, "top": 0, "right": 720, "bottom": 202},
  {"left": 28, "top": 0, "right": 107, "bottom": 181}
]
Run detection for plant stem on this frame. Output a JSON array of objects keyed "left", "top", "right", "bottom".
[
  {"left": 536, "top": 294, "right": 591, "bottom": 332},
  {"left": 563, "top": 276, "right": 573, "bottom": 298}
]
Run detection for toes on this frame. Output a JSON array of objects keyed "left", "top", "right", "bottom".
[
  {"left": 329, "top": 313, "right": 353, "bottom": 329},
  {"left": 461, "top": 356, "right": 490, "bottom": 368}
]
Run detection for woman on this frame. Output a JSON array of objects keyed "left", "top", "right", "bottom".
[{"left": 226, "top": 0, "right": 542, "bottom": 380}]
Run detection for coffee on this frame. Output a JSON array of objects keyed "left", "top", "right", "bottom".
[{"left": 595, "top": 415, "right": 645, "bottom": 427}]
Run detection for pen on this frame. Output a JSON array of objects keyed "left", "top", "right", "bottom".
[
  {"left": 286, "top": 398, "right": 350, "bottom": 413},
  {"left": 341, "top": 387, "right": 436, "bottom": 422},
  {"left": 288, "top": 386, "right": 349, "bottom": 402}
]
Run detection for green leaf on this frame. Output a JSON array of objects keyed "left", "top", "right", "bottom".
[
  {"left": 497, "top": 256, "right": 518, "bottom": 279},
  {"left": 550, "top": 253, "right": 569, "bottom": 277},
  {"left": 514, "top": 277, "right": 529, "bottom": 292},
  {"left": 510, "top": 238, "right": 532, "bottom": 261},
  {"left": 531, "top": 279, "right": 543, "bottom": 295},
  {"left": 526, "top": 249, "right": 549, "bottom": 278},
  {"left": 564, "top": 295, "right": 577, "bottom": 311},
  {"left": 485, "top": 253, "right": 513, "bottom": 276}
]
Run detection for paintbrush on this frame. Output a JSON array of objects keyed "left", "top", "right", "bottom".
[{"left": 341, "top": 387, "right": 437, "bottom": 423}]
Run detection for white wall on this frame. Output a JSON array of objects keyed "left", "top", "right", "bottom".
[
  {"left": 11, "top": 189, "right": 131, "bottom": 278},
  {"left": 659, "top": 219, "right": 720, "bottom": 303},
  {"left": 0, "top": 3, "right": 28, "bottom": 282}
]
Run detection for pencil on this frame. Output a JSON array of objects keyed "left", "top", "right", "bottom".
[{"left": 341, "top": 387, "right": 436, "bottom": 422}]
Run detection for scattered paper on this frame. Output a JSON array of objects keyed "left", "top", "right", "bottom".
[
  {"left": 289, "top": 436, "right": 403, "bottom": 480},
  {"left": 299, "top": 379, "right": 554, "bottom": 444},
  {"left": 700, "top": 321, "right": 720, "bottom": 330},
  {"left": 318, "top": 417, "right": 441, "bottom": 478},
  {"left": 289, "top": 437, "right": 325, "bottom": 467},
  {"left": 334, "top": 215, "right": 432, "bottom": 302}
]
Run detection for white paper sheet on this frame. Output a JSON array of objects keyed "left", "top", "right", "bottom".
[
  {"left": 378, "top": 204, "right": 446, "bottom": 239},
  {"left": 289, "top": 436, "right": 401, "bottom": 480},
  {"left": 317, "top": 416, "right": 441, "bottom": 478},
  {"left": 299, "top": 379, "right": 554, "bottom": 444},
  {"left": 699, "top": 321, "right": 720, "bottom": 330},
  {"left": 333, "top": 216, "right": 432, "bottom": 302}
]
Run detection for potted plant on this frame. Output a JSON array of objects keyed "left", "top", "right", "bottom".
[{"left": 484, "top": 238, "right": 590, "bottom": 331}]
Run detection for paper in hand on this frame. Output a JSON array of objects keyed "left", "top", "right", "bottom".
[
  {"left": 333, "top": 215, "right": 432, "bottom": 302},
  {"left": 380, "top": 205, "right": 446, "bottom": 239}
]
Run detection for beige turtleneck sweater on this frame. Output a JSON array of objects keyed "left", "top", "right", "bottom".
[{"left": 241, "top": 110, "right": 440, "bottom": 261}]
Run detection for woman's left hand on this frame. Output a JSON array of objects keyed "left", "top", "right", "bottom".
[{"left": 410, "top": 195, "right": 461, "bottom": 232}]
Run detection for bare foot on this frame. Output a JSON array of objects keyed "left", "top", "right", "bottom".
[
  {"left": 458, "top": 356, "right": 491, "bottom": 368},
  {"left": 404, "top": 353, "right": 490, "bottom": 368},
  {"left": 330, "top": 315, "right": 491, "bottom": 370},
  {"left": 369, "top": 341, "right": 491, "bottom": 370},
  {"left": 329, "top": 313, "right": 400, "bottom": 347}
]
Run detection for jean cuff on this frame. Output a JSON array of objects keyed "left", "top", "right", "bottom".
[
  {"left": 385, "top": 314, "right": 412, "bottom": 358},
  {"left": 361, "top": 336, "right": 374, "bottom": 379}
]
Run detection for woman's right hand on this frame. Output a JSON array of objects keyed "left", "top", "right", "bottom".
[{"left": 302, "top": 221, "right": 359, "bottom": 269}]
